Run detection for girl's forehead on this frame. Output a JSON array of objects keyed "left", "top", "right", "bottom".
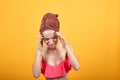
[{"left": 42, "top": 30, "right": 55, "bottom": 38}]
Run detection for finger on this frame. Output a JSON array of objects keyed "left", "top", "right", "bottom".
[
  {"left": 38, "top": 35, "right": 43, "bottom": 39},
  {"left": 55, "top": 32, "right": 61, "bottom": 37}
]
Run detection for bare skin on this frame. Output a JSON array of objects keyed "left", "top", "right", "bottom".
[{"left": 32, "top": 30, "right": 80, "bottom": 80}]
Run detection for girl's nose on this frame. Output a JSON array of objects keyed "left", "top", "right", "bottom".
[{"left": 48, "top": 39, "right": 54, "bottom": 44}]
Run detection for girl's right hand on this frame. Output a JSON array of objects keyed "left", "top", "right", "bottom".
[{"left": 37, "top": 34, "right": 43, "bottom": 49}]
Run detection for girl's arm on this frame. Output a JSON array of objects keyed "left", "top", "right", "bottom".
[
  {"left": 32, "top": 48, "right": 42, "bottom": 78},
  {"left": 55, "top": 32, "right": 80, "bottom": 70},
  {"left": 32, "top": 35, "right": 43, "bottom": 78}
]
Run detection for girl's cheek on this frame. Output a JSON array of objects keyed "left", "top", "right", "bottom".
[
  {"left": 44, "top": 40, "right": 48, "bottom": 43},
  {"left": 46, "top": 41, "right": 49, "bottom": 44}
]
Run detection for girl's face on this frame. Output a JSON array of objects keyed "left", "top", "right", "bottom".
[{"left": 42, "top": 30, "right": 58, "bottom": 49}]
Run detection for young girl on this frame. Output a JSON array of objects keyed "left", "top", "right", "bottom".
[{"left": 32, "top": 13, "right": 80, "bottom": 80}]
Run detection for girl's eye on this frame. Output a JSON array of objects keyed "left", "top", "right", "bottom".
[
  {"left": 53, "top": 36, "right": 57, "bottom": 39},
  {"left": 44, "top": 38, "right": 49, "bottom": 41},
  {"left": 53, "top": 37, "right": 55, "bottom": 39}
]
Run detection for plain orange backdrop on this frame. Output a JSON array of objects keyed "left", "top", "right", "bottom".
[{"left": 0, "top": 0, "right": 120, "bottom": 80}]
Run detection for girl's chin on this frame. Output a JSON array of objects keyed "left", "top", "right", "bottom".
[{"left": 48, "top": 44, "right": 56, "bottom": 49}]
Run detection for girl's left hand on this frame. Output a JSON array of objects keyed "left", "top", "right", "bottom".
[{"left": 55, "top": 32, "right": 67, "bottom": 46}]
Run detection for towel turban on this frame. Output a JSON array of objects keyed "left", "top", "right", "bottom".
[{"left": 39, "top": 13, "right": 60, "bottom": 34}]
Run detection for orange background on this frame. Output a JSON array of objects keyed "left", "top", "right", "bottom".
[{"left": 0, "top": 0, "right": 120, "bottom": 80}]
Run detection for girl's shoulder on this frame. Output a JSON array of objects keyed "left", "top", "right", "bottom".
[
  {"left": 56, "top": 42, "right": 64, "bottom": 49},
  {"left": 57, "top": 42, "right": 66, "bottom": 55},
  {"left": 41, "top": 46, "right": 48, "bottom": 56}
]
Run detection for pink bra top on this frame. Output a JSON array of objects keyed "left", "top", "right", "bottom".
[{"left": 40, "top": 55, "right": 71, "bottom": 78}]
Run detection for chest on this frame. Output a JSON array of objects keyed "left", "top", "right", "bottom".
[{"left": 42, "top": 48, "right": 66, "bottom": 66}]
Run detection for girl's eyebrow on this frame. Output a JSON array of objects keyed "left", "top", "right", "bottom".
[{"left": 44, "top": 37, "right": 49, "bottom": 39}]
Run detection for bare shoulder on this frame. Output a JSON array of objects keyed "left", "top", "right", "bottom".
[
  {"left": 40, "top": 46, "right": 47, "bottom": 56},
  {"left": 56, "top": 42, "right": 64, "bottom": 50},
  {"left": 57, "top": 42, "right": 66, "bottom": 54}
]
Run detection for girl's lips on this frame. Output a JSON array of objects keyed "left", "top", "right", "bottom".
[
  {"left": 48, "top": 43, "right": 56, "bottom": 48},
  {"left": 48, "top": 44, "right": 54, "bottom": 47}
]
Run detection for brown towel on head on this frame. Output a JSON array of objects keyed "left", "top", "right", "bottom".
[{"left": 39, "top": 13, "right": 60, "bottom": 34}]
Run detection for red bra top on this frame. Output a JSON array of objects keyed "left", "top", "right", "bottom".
[{"left": 40, "top": 55, "right": 71, "bottom": 78}]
